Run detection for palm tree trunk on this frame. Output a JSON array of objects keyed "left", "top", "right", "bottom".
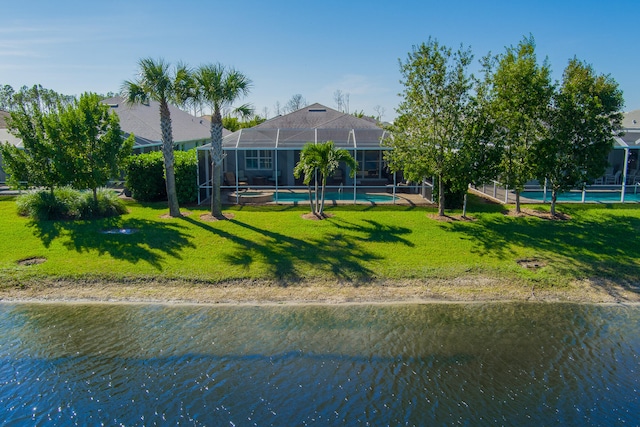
[
  {"left": 160, "top": 100, "right": 181, "bottom": 217},
  {"left": 211, "top": 160, "right": 223, "bottom": 217},
  {"left": 314, "top": 169, "right": 320, "bottom": 214},
  {"left": 319, "top": 176, "right": 327, "bottom": 216},
  {"left": 210, "top": 108, "right": 225, "bottom": 218},
  {"left": 307, "top": 185, "right": 316, "bottom": 215}
]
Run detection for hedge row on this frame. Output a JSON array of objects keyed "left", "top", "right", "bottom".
[{"left": 124, "top": 150, "right": 198, "bottom": 204}]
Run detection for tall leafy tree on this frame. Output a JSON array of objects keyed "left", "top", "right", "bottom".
[
  {"left": 1, "top": 88, "right": 132, "bottom": 198},
  {"left": 452, "top": 62, "right": 504, "bottom": 216},
  {"left": 1, "top": 86, "right": 73, "bottom": 192},
  {"left": 293, "top": 141, "right": 357, "bottom": 217},
  {"left": 193, "top": 63, "right": 252, "bottom": 218},
  {"left": 486, "top": 35, "right": 554, "bottom": 213},
  {"left": 387, "top": 38, "right": 473, "bottom": 216},
  {"left": 535, "top": 59, "right": 623, "bottom": 216},
  {"left": 0, "top": 84, "right": 15, "bottom": 110},
  {"left": 54, "top": 93, "right": 134, "bottom": 202},
  {"left": 122, "top": 58, "right": 190, "bottom": 217}
]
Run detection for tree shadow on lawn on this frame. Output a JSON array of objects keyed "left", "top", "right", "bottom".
[
  {"left": 441, "top": 211, "right": 640, "bottom": 287},
  {"left": 326, "top": 217, "right": 415, "bottom": 247},
  {"left": 27, "top": 217, "right": 195, "bottom": 270},
  {"left": 181, "top": 215, "right": 413, "bottom": 282}
]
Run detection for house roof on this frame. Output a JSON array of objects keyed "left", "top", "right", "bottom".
[
  {"left": 612, "top": 110, "right": 640, "bottom": 149},
  {"left": 199, "top": 103, "right": 391, "bottom": 151},
  {"left": 614, "top": 129, "right": 640, "bottom": 149},
  {"left": 102, "top": 96, "right": 225, "bottom": 149},
  {"left": 622, "top": 109, "right": 640, "bottom": 129},
  {"left": 0, "top": 129, "right": 22, "bottom": 148},
  {"left": 0, "top": 111, "right": 22, "bottom": 148},
  {"left": 0, "top": 110, "right": 9, "bottom": 128},
  {"left": 257, "top": 103, "right": 381, "bottom": 130}
]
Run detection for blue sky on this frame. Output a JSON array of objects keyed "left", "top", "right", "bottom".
[{"left": 2, "top": 0, "right": 638, "bottom": 121}]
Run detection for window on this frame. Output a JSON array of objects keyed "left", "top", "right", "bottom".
[
  {"left": 357, "top": 150, "right": 383, "bottom": 178},
  {"left": 245, "top": 150, "right": 273, "bottom": 170}
]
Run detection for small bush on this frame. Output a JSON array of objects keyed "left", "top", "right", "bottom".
[
  {"left": 124, "top": 150, "right": 198, "bottom": 204},
  {"left": 16, "top": 187, "right": 126, "bottom": 220},
  {"left": 78, "top": 189, "right": 128, "bottom": 219}
]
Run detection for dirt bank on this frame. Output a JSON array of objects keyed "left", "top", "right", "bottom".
[{"left": 2, "top": 276, "right": 639, "bottom": 305}]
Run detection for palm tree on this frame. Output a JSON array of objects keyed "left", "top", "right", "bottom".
[
  {"left": 193, "top": 63, "right": 252, "bottom": 218},
  {"left": 293, "top": 141, "right": 357, "bottom": 218},
  {"left": 122, "top": 58, "right": 192, "bottom": 218}
]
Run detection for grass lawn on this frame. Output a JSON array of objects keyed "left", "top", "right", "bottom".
[{"left": 1, "top": 194, "right": 639, "bottom": 302}]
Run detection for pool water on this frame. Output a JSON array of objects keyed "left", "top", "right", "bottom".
[
  {"left": 272, "top": 191, "right": 396, "bottom": 203},
  {"left": 520, "top": 190, "right": 640, "bottom": 203}
]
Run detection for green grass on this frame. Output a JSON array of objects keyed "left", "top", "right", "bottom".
[{"left": 1, "top": 194, "right": 639, "bottom": 289}]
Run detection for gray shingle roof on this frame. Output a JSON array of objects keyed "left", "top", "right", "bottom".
[
  {"left": 623, "top": 109, "right": 640, "bottom": 129},
  {"left": 0, "top": 129, "right": 22, "bottom": 148},
  {"left": 102, "top": 96, "right": 226, "bottom": 148},
  {"left": 257, "top": 103, "right": 381, "bottom": 130},
  {"left": 201, "top": 103, "right": 390, "bottom": 151},
  {"left": 0, "top": 110, "right": 8, "bottom": 128},
  {"left": 0, "top": 111, "right": 21, "bottom": 147}
]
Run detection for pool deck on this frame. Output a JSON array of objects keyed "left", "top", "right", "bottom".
[
  {"left": 223, "top": 189, "right": 434, "bottom": 206},
  {"left": 470, "top": 186, "right": 640, "bottom": 204}
]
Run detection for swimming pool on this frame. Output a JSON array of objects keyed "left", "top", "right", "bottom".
[
  {"left": 271, "top": 191, "right": 396, "bottom": 203},
  {"left": 520, "top": 190, "right": 640, "bottom": 203}
]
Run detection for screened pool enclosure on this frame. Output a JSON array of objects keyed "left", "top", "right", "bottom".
[
  {"left": 473, "top": 128, "right": 640, "bottom": 204},
  {"left": 196, "top": 127, "right": 416, "bottom": 204}
]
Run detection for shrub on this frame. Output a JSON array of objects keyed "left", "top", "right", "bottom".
[
  {"left": 124, "top": 150, "right": 198, "bottom": 204},
  {"left": 78, "top": 189, "right": 128, "bottom": 219},
  {"left": 16, "top": 187, "right": 126, "bottom": 220},
  {"left": 174, "top": 150, "right": 198, "bottom": 204},
  {"left": 124, "top": 151, "right": 166, "bottom": 202}
]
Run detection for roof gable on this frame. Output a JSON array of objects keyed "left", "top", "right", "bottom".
[
  {"left": 623, "top": 109, "right": 640, "bottom": 129},
  {"left": 257, "top": 103, "right": 381, "bottom": 130},
  {"left": 214, "top": 103, "right": 391, "bottom": 150},
  {"left": 102, "top": 96, "right": 224, "bottom": 147}
]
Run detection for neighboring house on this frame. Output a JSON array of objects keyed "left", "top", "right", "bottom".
[
  {"left": 605, "top": 109, "right": 640, "bottom": 186},
  {"left": 196, "top": 103, "right": 395, "bottom": 202},
  {"left": 102, "top": 96, "right": 228, "bottom": 153},
  {"left": 2, "top": 99, "right": 220, "bottom": 184}
]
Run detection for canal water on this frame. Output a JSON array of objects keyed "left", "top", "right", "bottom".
[{"left": 0, "top": 302, "right": 638, "bottom": 426}]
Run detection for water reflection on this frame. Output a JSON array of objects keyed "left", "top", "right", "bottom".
[{"left": 0, "top": 303, "right": 638, "bottom": 426}]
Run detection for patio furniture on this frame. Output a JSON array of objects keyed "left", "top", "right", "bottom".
[
  {"left": 268, "top": 170, "right": 282, "bottom": 185},
  {"left": 605, "top": 170, "right": 621, "bottom": 185},
  {"left": 253, "top": 176, "right": 267, "bottom": 185},
  {"left": 626, "top": 164, "right": 640, "bottom": 184},
  {"left": 224, "top": 172, "right": 248, "bottom": 186}
]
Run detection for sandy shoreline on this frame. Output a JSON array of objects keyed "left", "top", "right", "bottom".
[{"left": 2, "top": 276, "right": 639, "bottom": 306}]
